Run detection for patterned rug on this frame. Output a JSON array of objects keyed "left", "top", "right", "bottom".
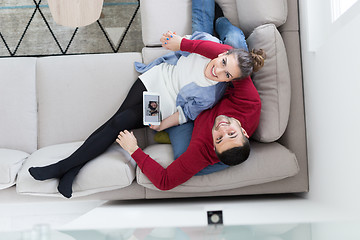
[{"left": 0, "top": 0, "right": 143, "bottom": 57}]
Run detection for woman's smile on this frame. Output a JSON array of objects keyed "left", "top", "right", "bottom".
[{"left": 211, "top": 66, "right": 217, "bottom": 77}]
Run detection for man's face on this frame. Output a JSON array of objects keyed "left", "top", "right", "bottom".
[{"left": 211, "top": 115, "right": 249, "bottom": 154}]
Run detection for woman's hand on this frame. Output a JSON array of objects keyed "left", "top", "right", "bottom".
[
  {"left": 116, "top": 130, "right": 139, "bottom": 155},
  {"left": 160, "top": 31, "right": 183, "bottom": 51}
]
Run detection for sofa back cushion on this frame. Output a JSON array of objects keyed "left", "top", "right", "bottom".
[
  {"left": 236, "top": 0, "right": 288, "bottom": 37},
  {"left": 278, "top": 0, "right": 299, "bottom": 32},
  {"left": 36, "top": 53, "right": 142, "bottom": 148},
  {"left": 0, "top": 58, "right": 37, "bottom": 153},
  {"left": 140, "top": 0, "right": 192, "bottom": 46}
]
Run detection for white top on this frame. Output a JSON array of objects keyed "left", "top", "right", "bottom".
[{"left": 139, "top": 53, "right": 218, "bottom": 124}]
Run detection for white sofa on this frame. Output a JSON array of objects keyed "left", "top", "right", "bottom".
[{"left": 0, "top": 0, "right": 307, "bottom": 200}]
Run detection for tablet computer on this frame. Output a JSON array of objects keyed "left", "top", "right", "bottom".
[{"left": 143, "top": 91, "right": 161, "bottom": 125}]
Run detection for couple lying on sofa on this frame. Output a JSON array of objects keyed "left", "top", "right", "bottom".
[{"left": 29, "top": 0, "right": 266, "bottom": 198}]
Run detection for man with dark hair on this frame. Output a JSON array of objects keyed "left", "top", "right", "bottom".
[
  {"left": 117, "top": 73, "right": 261, "bottom": 191},
  {"left": 213, "top": 115, "right": 250, "bottom": 166},
  {"left": 216, "top": 144, "right": 250, "bottom": 166}
]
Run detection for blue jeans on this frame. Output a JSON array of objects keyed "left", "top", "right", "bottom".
[
  {"left": 192, "top": 0, "right": 248, "bottom": 50},
  {"left": 165, "top": 122, "right": 194, "bottom": 160},
  {"left": 166, "top": 122, "right": 229, "bottom": 176},
  {"left": 215, "top": 17, "right": 248, "bottom": 51},
  {"left": 192, "top": 0, "right": 215, "bottom": 35}
]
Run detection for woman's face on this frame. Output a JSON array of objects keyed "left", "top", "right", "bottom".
[
  {"left": 205, "top": 52, "right": 241, "bottom": 82},
  {"left": 150, "top": 102, "right": 157, "bottom": 108}
]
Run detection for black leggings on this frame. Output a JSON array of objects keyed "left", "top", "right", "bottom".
[
  {"left": 68, "top": 78, "right": 146, "bottom": 166},
  {"left": 29, "top": 78, "right": 146, "bottom": 195}
]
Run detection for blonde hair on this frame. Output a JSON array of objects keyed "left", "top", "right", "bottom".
[{"left": 251, "top": 48, "right": 266, "bottom": 73}]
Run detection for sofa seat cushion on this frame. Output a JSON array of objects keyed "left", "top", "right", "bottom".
[
  {"left": 16, "top": 142, "right": 136, "bottom": 198},
  {"left": 247, "top": 24, "right": 291, "bottom": 142},
  {"left": 136, "top": 142, "right": 299, "bottom": 192},
  {"left": 0, "top": 149, "right": 29, "bottom": 190}
]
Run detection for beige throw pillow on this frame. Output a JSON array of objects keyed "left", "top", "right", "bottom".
[
  {"left": 247, "top": 24, "right": 291, "bottom": 142},
  {"left": 16, "top": 142, "right": 136, "bottom": 198}
]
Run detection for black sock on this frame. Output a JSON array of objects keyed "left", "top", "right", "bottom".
[
  {"left": 57, "top": 165, "right": 83, "bottom": 198},
  {"left": 29, "top": 163, "right": 65, "bottom": 181}
]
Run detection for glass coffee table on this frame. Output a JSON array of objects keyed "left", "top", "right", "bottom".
[{"left": 2, "top": 221, "right": 360, "bottom": 240}]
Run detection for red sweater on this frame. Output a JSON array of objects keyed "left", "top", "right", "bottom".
[{"left": 131, "top": 39, "right": 261, "bottom": 190}]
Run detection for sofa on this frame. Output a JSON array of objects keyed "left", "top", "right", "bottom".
[{"left": 0, "top": 0, "right": 308, "bottom": 200}]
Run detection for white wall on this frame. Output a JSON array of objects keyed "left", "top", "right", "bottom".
[{"left": 299, "top": 0, "right": 360, "bottom": 211}]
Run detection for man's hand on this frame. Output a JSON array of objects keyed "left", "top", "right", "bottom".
[
  {"left": 160, "top": 31, "right": 183, "bottom": 51},
  {"left": 116, "top": 130, "right": 139, "bottom": 155},
  {"left": 149, "top": 124, "right": 163, "bottom": 132},
  {"left": 149, "top": 111, "right": 180, "bottom": 132}
]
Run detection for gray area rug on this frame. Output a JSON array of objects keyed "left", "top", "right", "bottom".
[{"left": 0, "top": 0, "right": 143, "bottom": 57}]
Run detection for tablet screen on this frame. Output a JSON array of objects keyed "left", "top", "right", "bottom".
[{"left": 143, "top": 93, "right": 160, "bottom": 125}]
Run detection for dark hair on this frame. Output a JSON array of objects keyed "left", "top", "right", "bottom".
[
  {"left": 148, "top": 101, "right": 158, "bottom": 110},
  {"left": 227, "top": 48, "right": 266, "bottom": 79},
  {"left": 215, "top": 136, "right": 250, "bottom": 166}
]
